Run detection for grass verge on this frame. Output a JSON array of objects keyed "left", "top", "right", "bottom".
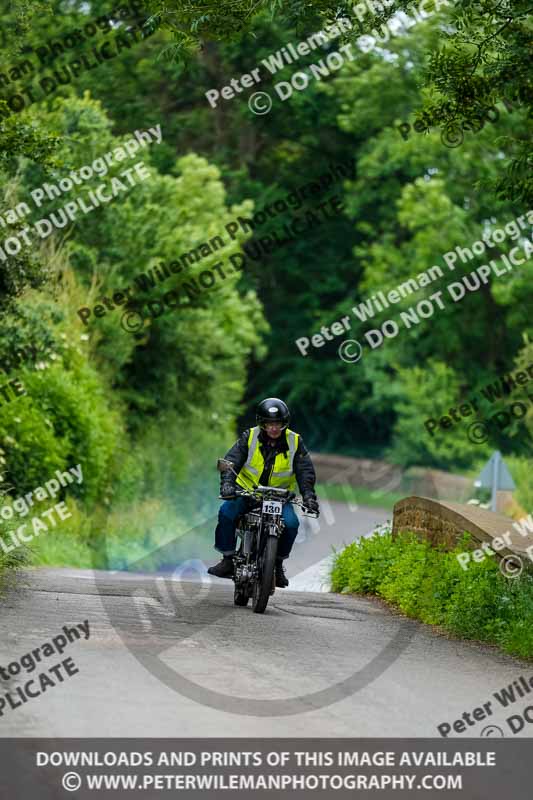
[
  {"left": 316, "top": 483, "right": 403, "bottom": 511},
  {"left": 331, "top": 528, "right": 533, "bottom": 660},
  {"left": 0, "top": 542, "right": 28, "bottom": 595}
]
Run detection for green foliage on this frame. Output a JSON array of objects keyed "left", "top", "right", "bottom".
[
  {"left": 0, "top": 0, "right": 60, "bottom": 308},
  {"left": 514, "top": 335, "right": 533, "bottom": 439},
  {"left": 0, "top": 302, "right": 59, "bottom": 370},
  {"left": 331, "top": 528, "right": 399, "bottom": 595},
  {"left": 4, "top": 2, "right": 525, "bottom": 468},
  {"left": 507, "top": 456, "right": 533, "bottom": 515},
  {"left": 389, "top": 361, "right": 490, "bottom": 468},
  {"left": 332, "top": 529, "right": 533, "bottom": 659},
  {"left": 0, "top": 177, "right": 55, "bottom": 311},
  {"left": 0, "top": 520, "right": 28, "bottom": 592},
  {"left": 144, "top": 1, "right": 531, "bottom": 203},
  {"left": 420, "top": 0, "right": 533, "bottom": 204},
  {"left": 0, "top": 0, "right": 530, "bottom": 589},
  {"left": 0, "top": 356, "right": 122, "bottom": 502},
  {"left": 0, "top": 87, "right": 267, "bottom": 576}
]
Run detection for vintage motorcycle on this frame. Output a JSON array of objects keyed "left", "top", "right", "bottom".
[{"left": 216, "top": 458, "right": 319, "bottom": 614}]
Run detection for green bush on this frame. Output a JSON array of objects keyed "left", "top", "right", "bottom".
[
  {"left": 0, "top": 357, "right": 122, "bottom": 503},
  {"left": 0, "top": 502, "right": 29, "bottom": 593},
  {"left": 0, "top": 541, "right": 28, "bottom": 592},
  {"left": 389, "top": 362, "right": 489, "bottom": 469},
  {"left": 507, "top": 455, "right": 533, "bottom": 513},
  {"left": 331, "top": 530, "right": 398, "bottom": 595},
  {"left": 331, "top": 529, "right": 533, "bottom": 660}
]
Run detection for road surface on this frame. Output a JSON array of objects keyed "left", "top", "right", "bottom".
[{"left": 0, "top": 501, "right": 530, "bottom": 738}]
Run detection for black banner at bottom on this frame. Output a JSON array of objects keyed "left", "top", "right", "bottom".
[{"left": 0, "top": 738, "right": 529, "bottom": 798}]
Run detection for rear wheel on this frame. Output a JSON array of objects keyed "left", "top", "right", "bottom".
[{"left": 252, "top": 536, "right": 278, "bottom": 614}]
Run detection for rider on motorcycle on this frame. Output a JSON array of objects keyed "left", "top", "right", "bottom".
[{"left": 207, "top": 398, "right": 319, "bottom": 588}]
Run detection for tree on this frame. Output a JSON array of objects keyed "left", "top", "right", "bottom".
[{"left": 141, "top": 0, "right": 532, "bottom": 204}]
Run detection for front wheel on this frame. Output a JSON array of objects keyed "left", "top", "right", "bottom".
[{"left": 252, "top": 536, "right": 278, "bottom": 614}]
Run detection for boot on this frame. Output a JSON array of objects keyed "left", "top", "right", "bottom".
[
  {"left": 275, "top": 558, "right": 289, "bottom": 588},
  {"left": 207, "top": 556, "right": 234, "bottom": 579}
]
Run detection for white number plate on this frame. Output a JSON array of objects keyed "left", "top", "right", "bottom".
[{"left": 262, "top": 500, "right": 282, "bottom": 515}]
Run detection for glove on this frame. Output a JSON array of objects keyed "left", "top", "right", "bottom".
[
  {"left": 303, "top": 492, "right": 319, "bottom": 514},
  {"left": 220, "top": 480, "right": 236, "bottom": 499}
]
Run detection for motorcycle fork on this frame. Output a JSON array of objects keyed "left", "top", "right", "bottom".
[{"left": 235, "top": 523, "right": 258, "bottom": 584}]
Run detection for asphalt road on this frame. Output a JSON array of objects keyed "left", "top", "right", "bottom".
[{"left": 0, "top": 501, "right": 531, "bottom": 738}]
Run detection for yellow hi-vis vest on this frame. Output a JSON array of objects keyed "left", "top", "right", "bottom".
[{"left": 236, "top": 426, "right": 299, "bottom": 492}]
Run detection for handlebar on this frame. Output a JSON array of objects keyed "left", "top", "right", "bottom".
[
  {"left": 218, "top": 487, "right": 319, "bottom": 517},
  {"left": 256, "top": 484, "right": 292, "bottom": 496}
]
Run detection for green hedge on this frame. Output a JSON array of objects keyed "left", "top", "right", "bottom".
[
  {"left": 0, "top": 538, "right": 28, "bottom": 594},
  {"left": 331, "top": 530, "right": 533, "bottom": 660}
]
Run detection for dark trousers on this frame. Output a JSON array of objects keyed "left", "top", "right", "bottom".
[{"left": 215, "top": 496, "right": 299, "bottom": 560}]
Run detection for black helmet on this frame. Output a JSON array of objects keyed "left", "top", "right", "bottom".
[{"left": 256, "top": 397, "right": 290, "bottom": 429}]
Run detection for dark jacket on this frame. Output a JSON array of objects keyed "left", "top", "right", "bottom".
[{"left": 223, "top": 427, "right": 316, "bottom": 495}]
